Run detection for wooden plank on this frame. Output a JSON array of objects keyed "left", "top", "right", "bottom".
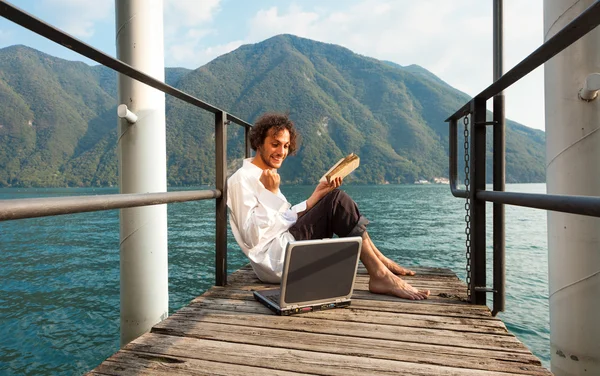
[
  {"left": 90, "top": 350, "right": 311, "bottom": 376},
  {"left": 161, "top": 308, "right": 529, "bottom": 353},
  {"left": 204, "top": 281, "right": 469, "bottom": 304},
  {"left": 229, "top": 268, "right": 462, "bottom": 284},
  {"left": 351, "top": 289, "right": 469, "bottom": 303},
  {"left": 349, "top": 298, "right": 494, "bottom": 319},
  {"left": 225, "top": 269, "right": 469, "bottom": 301},
  {"left": 228, "top": 272, "right": 467, "bottom": 292},
  {"left": 236, "top": 264, "right": 458, "bottom": 277},
  {"left": 151, "top": 319, "right": 549, "bottom": 375},
  {"left": 357, "top": 265, "right": 459, "bottom": 277},
  {"left": 193, "top": 292, "right": 497, "bottom": 320},
  {"left": 200, "top": 286, "right": 474, "bottom": 310},
  {"left": 185, "top": 297, "right": 508, "bottom": 334},
  {"left": 123, "top": 333, "right": 541, "bottom": 376}
]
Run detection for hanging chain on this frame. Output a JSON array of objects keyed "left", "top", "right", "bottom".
[{"left": 463, "top": 113, "right": 472, "bottom": 300}]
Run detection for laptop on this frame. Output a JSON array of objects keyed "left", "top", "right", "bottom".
[{"left": 253, "top": 237, "right": 362, "bottom": 316}]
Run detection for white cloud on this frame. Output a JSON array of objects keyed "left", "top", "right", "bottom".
[
  {"left": 243, "top": 0, "right": 545, "bottom": 130},
  {"left": 163, "top": 0, "right": 226, "bottom": 67},
  {"left": 164, "top": 0, "right": 221, "bottom": 28},
  {"left": 40, "top": 0, "right": 112, "bottom": 38},
  {"left": 168, "top": 38, "right": 244, "bottom": 68},
  {"left": 248, "top": 5, "right": 320, "bottom": 40}
]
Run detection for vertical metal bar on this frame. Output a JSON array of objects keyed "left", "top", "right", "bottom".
[
  {"left": 471, "top": 98, "right": 487, "bottom": 305},
  {"left": 245, "top": 125, "right": 251, "bottom": 158},
  {"left": 215, "top": 111, "right": 228, "bottom": 286},
  {"left": 493, "top": 0, "right": 504, "bottom": 81},
  {"left": 449, "top": 118, "right": 457, "bottom": 187},
  {"left": 492, "top": 0, "right": 506, "bottom": 316}
]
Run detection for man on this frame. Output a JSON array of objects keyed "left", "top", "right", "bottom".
[{"left": 227, "top": 112, "right": 430, "bottom": 300}]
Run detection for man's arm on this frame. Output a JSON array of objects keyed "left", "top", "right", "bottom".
[{"left": 298, "top": 177, "right": 343, "bottom": 217}]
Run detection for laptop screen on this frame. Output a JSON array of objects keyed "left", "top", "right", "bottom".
[{"left": 283, "top": 240, "right": 360, "bottom": 304}]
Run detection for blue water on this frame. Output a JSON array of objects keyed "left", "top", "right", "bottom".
[{"left": 0, "top": 184, "right": 549, "bottom": 375}]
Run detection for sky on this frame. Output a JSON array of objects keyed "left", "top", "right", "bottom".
[{"left": 0, "top": 0, "right": 545, "bottom": 130}]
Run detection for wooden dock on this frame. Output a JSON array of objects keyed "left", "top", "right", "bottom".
[{"left": 89, "top": 265, "right": 551, "bottom": 375}]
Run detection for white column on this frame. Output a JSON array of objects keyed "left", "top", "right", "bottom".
[
  {"left": 115, "top": 0, "right": 168, "bottom": 347},
  {"left": 544, "top": 0, "right": 600, "bottom": 374}
]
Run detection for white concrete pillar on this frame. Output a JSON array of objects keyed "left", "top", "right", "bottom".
[
  {"left": 544, "top": 0, "right": 600, "bottom": 374},
  {"left": 115, "top": 0, "right": 168, "bottom": 347}
]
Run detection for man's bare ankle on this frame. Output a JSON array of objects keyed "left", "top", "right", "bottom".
[{"left": 369, "top": 268, "right": 388, "bottom": 279}]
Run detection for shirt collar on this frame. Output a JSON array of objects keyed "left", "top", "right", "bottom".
[{"left": 243, "top": 158, "right": 267, "bottom": 178}]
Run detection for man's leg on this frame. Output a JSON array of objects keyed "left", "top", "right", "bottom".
[
  {"left": 359, "top": 231, "right": 429, "bottom": 300},
  {"left": 364, "top": 232, "right": 416, "bottom": 276},
  {"left": 290, "top": 190, "right": 429, "bottom": 300}
]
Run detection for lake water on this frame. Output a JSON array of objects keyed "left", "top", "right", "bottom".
[{"left": 0, "top": 183, "right": 549, "bottom": 375}]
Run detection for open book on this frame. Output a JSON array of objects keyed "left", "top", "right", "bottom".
[{"left": 319, "top": 153, "right": 360, "bottom": 183}]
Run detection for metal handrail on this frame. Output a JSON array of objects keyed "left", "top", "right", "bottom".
[
  {"left": 448, "top": 118, "right": 468, "bottom": 198},
  {"left": 0, "top": 190, "right": 220, "bottom": 221},
  {"left": 448, "top": 109, "right": 600, "bottom": 219},
  {"left": 477, "top": 191, "right": 600, "bottom": 218}
]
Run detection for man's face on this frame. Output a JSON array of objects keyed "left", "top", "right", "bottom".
[{"left": 257, "top": 128, "right": 290, "bottom": 169}]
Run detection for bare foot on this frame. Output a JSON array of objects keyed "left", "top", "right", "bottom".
[
  {"left": 369, "top": 271, "right": 430, "bottom": 300},
  {"left": 382, "top": 257, "right": 415, "bottom": 276}
]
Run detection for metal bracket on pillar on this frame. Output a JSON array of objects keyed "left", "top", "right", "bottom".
[
  {"left": 578, "top": 73, "right": 600, "bottom": 102},
  {"left": 117, "top": 104, "right": 138, "bottom": 124}
]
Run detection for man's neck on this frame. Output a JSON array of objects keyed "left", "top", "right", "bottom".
[{"left": 251, "top": 156, "right": 269, "bottom": 170}]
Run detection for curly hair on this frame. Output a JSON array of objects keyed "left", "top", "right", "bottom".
[{"left": 249, "top": 112, "right": 299, "bottom": 155}]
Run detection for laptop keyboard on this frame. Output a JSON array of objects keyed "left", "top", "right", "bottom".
[{"left": 266, "top": 294, "right": 280, "bottom": 305}]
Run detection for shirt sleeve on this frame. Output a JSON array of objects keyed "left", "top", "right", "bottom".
[
  {"left": 291, "top": 200, "right": 307, "bottom": 214},
  {"left": 228, "top": 178, "right": 296, "bottom": 250}
]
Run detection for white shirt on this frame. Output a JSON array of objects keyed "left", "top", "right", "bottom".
[{"left": 227, "top": 158, "right": 307, "bottom": 283}]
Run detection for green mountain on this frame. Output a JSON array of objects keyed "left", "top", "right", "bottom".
[{"left": 0, "top": 36, "right": 545, "bottom": 187}]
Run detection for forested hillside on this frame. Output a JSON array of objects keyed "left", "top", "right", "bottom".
[{"left": 0, "top": 35, "right": 545, "bottom": 187}]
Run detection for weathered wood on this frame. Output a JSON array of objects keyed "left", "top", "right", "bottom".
[
  {"left": 236, "top": 263, "right": 458, "bottom": 277},
  {"left": 89, "top": 266, "right": 551, "bottom": 376},
  {"left": 91, "top": 350, "right": 310, "bottom": 376},
  {"left": 186, "top": 297, "right": 507, "bottom": 333},
  {"left": 152, "top": 320, "right": 549, "bottom": 375},
  {"left": 123, "top": 333, "right": 546, "bottom": 376},
  {"left": 197, "top": 287, "right": 495, "bottom": 319},
  {"left": 201, "top": 285, "right": 470, "bottom": 305},
  {"left": 159, "top": 308, "right": 527, "bottom": 352},
  {"left": 228, "top": 272, "right": 467, "bottom": 292}
]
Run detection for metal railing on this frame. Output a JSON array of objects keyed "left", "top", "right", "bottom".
[
  {"left": 0, "top": 0, "right": 253, "bottom": 287},
  {"left": 447, "top": 0, "right": 600, "bottom": 312}
]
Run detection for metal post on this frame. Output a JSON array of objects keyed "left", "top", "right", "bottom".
[
  {"left": 215, "top": 111, "right": 228, "bottom": 286},
  {"left": 492, "top": 0, "right": 506, "bottom": 316},
  {"left": 245, "top": 125, "right": 251, "bottom": 158},
  {"left": 449, "top": 118, "right": 457, "bottom": 187},
  {"left": 471, "top": 98, "right": 487, "bottom": 305},
  {"left": 115, "top": 0, "right": 168, "bottom": 347}
]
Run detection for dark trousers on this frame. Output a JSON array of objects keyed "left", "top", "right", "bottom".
[{"left": 288, "top": 189, "right": 369, "bottom": 241}]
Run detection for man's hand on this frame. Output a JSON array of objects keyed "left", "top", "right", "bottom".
[
  {"left": 260, "top": 169, "right": 280, "bottom": 193},
  {"left": 306, "top": 177, "right": 343, "bottom": 210}
]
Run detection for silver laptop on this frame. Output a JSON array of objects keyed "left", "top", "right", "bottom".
[{"left": 253, "top": 237, "right": 362, "bottom": 316}]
